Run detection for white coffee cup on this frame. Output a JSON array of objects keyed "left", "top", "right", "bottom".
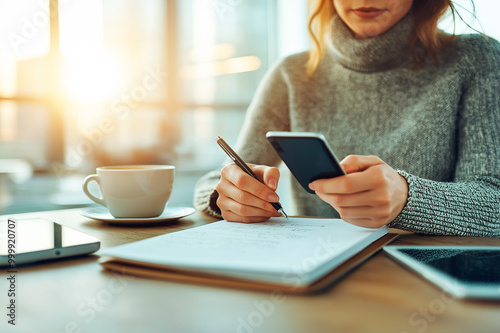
[{"left": 82, "top": 165, "right": 175, "bottom": 218}]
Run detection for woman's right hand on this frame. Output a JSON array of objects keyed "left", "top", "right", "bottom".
[{"left": 215, "top": 163, "right": 282, "bottom": 223}]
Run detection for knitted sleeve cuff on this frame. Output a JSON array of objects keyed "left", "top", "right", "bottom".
[
  {"left": 193, "top": 170, "right": 223, "bottom": 219},
  {"left": 388, "top": 170, "right": 500, "bottom": 237},
  {"left": 388, "top": 170, "right": 416, "bottom": 230}
]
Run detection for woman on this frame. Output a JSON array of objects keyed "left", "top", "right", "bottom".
[{"left": 194, "top": 0, "right": 500, "bottom": 237}]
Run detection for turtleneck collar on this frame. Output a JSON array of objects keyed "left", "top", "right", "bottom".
[{"left": 327, "top": 12, "right": 415, "bottom": 72}]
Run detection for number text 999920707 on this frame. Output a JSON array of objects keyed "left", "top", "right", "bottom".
[{"left": 6, "top": 218, "right": 17, "bottom": 326}]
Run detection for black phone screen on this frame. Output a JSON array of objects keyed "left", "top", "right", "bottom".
[{"left": 267, "top": 135, "right": 345, "bottom": 194}]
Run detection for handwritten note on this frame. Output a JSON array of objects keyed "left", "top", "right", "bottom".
[{"left": 101, "top": 217, "right": 387, "bottom": 286}]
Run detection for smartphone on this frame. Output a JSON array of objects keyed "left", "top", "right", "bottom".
[
  {"left": 266, "top": 132, "right": 346, "bottom": 194},
  {"left": 0, "top": 218, "right": 100, "bottom": 267}
]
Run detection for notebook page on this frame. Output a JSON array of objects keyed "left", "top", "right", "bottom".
[{"left": 101, "top": 217, "right": 387, "bottom": 285}]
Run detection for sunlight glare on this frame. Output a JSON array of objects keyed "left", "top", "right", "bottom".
[
  {"left": 62, "top": 47, "right": 124, "bottom": 102},
  {"left": 180, "top": 55, "right": 262, "bottom": 80}
]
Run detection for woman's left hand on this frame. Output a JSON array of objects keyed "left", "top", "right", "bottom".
[{"left": 309, "top": 155, "right": 408, "bottom": 228}]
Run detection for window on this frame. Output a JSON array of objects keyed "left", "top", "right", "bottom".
[
  {"left": 0, "top": 0, "right": 52, "bottom": 168},
  {"left": 439, "top": 0, "right": 500, "bottom": 40},
  {"left": 0, "top": 0, "right": 309, "bottom": 175}
]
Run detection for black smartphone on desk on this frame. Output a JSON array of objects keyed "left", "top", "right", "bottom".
[{"left": 266, "top": 132, "right": 346, "bottom": 194}]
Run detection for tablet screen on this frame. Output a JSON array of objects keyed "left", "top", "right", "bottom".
[
  {"left": 1, "top": 218, "right": 100, "bottom": 267},
  {"left": 384, "top": 246, "right": 500, "bottom": 299},
  {"left": 398, "top": 248, "right": 500, "bottom": 284},
  {"left": 0, "top": 218, "right": 99, "bottom": 255}
]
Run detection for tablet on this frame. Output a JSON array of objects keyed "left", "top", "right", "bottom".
[
  {"left": 384, "top": 246, "right": 500, "bottom": 299},
  {"left": 0, "top": 218, "right": 100, "bottom": 267}
]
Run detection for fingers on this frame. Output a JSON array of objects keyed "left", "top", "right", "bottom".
[
  {"left": 216, "top": 163, "right": 282, "bottom": 223},
  {"left": 253, "top": 165, "right": 280, "bottom": 191},
  {"left": 314, "top": 190, "right": 390, "bottom": 228},
  {"left": 220, "top": 164, "right": 280, "bottom": 202},
  {"left": 310, "top": 156, "right": 409, "bottom": 228},
  {"left": 220, "top": 211, "right": 275, "bottom": 224},
  {"left": 316, "top": 188, "right": 391, "bottom": 208},
  {"left": 314, "top": 154, "right": 385, "bottom": 194},
  {"left": 340, "top": 155, "right": 384, "bottom": 174},
  {"left": 216, "top": 176, "right": 278, "bottom": 213},
  {"left": 217, "top": 192, "right": 280, "bottom": 223},
  {"left": 310, "top": 164, "right": 389, "bottom": 194}
]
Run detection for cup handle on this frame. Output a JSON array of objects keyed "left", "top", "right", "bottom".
[{"left": 82, "top": 174, "right": 106, "bottom": 207}]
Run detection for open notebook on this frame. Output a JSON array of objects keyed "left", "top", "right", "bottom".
[{"left": 100, "top": 217, "right": 396, "bottom": 293}]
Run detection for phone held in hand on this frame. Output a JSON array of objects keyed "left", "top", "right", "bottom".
[{"left": 266, "top": 131, "right": 346, "bottom": 194}]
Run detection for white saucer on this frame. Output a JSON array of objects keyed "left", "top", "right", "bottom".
[{"left": 80, "top": 206, "right": 196, "bottom": 225}]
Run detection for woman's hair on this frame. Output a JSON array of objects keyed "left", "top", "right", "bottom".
[{"left": 307, "top": 0, "right": 461, "bottom": 76}]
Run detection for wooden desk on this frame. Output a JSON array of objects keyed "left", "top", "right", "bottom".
[{"left": 1, "top": 209, "right": 499, "bottom": 333}]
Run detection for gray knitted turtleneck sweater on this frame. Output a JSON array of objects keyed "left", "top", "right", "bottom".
[{"left": 194, "top": 14, "right": 500, "bottom": 237}]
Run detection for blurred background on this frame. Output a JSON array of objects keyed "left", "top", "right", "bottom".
[{"left": 0, "top": 0, "right": 498, "bottom": 215}]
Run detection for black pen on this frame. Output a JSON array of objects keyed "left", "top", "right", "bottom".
[{"left": 216, "top": 136, "right": 288, "bottom": 219}]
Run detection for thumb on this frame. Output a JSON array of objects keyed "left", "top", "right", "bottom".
[
  {"left": 253, "top": 165, "right": 280, "bottom": 190},
  {"left": 340, "top": 155, "right": 385, "bottom": 174}
]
